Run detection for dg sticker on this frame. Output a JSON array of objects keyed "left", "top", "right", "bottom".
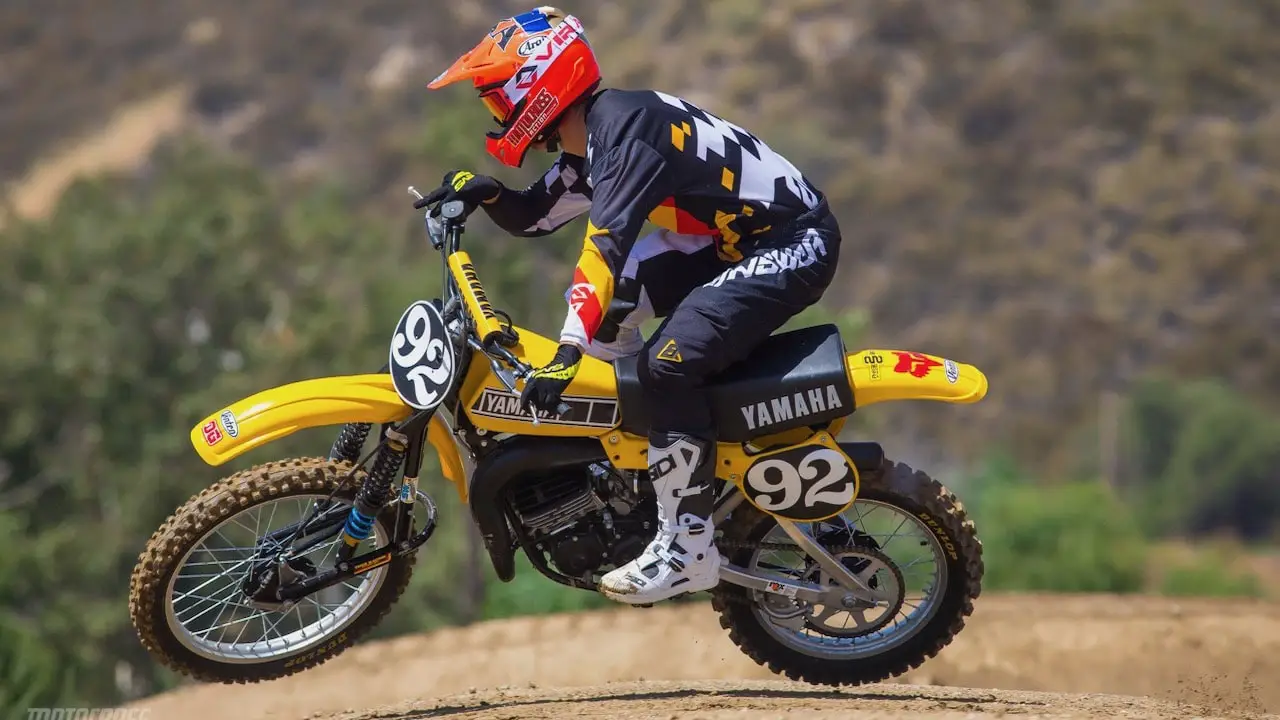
[
  {"left": 741, "top": 445, "right": 857, "bottom": 522},
  {"left": 389, "top": 300, "right": 455, "bottom": 411}
]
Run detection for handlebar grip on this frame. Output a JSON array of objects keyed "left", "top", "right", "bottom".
[{"left": 413, "top": 186, "right": 447, "bottom": 210}]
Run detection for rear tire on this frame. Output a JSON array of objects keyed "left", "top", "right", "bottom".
[
  {"left": 712, "top": 460, "right": 983, "bottom": 685},
  {"left": 128, "top": 457, "right": 416, "bottom": 684}
]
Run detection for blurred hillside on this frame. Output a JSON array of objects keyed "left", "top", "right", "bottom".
[
  {"left": 4, "top": 0, "right": 1278, "bottom": 478},
  {"left": 2, "top": 1, "right": 1279, "bottom": 713}
]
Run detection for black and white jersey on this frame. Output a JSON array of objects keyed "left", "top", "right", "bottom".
[{"left": 480, "top": 88, "right": 823, "bottom": 348}]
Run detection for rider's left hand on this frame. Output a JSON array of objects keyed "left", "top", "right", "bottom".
[
  {"left": 419, "top": 170, "right": 504, "bottom": 214},
  {"left": 520, "top": 343, "right": 583, "bottom": 416}
]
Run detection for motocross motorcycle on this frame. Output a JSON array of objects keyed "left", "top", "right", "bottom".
[{"left": 129, "top": 189, "right": 987, "bottom": 687}]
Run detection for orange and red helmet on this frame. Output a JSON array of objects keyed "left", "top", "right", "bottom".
[{"left": 428, "top": 7, "right": 602, "bottom": 168}]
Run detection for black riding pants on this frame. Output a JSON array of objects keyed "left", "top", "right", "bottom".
[{"left": 635, "top": 200, "right": 842, "bottom": 440}]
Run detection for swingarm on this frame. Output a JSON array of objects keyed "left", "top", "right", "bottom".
[{"left": 711, "top": 488, "right": 891, "bottom": 607}]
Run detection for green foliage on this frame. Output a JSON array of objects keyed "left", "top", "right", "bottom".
[
  {"left": 1123, "top": 375, "right": 1280, "bottom": 541},
  {"left": 0, "top": 619, "right": 69, "bottom": 715},
  {"left": 1158, "top": 554, "right": 1266, "bottom": 599},
  {"left": 967, "top": 459, "right": 1148, "bottom": 593},
  {"left": 5, "top": 2, "right": 1280, "bottom": 711},
  {"left": 0, "top": 139, "right": 433, "bottom": 710},
  {"left": 781, "top": 303, "right": 869, "bottom": 343},
  {"left": 5, "top": 0, "right": 1280, "bottom": 482},
  {"left": 481, "top": 556, "right": 612, "bottom": 620},
  {"left": 0, "top": 134, "right": 648, "bottom": 715},
  {"left": 0, "top": 517, "right": 72, "bottom": 713}
]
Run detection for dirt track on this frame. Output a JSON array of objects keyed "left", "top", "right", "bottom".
[{"left": 130, "top": 593, "right": 1280, "bottom": 719}]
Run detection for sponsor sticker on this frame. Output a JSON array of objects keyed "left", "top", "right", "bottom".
[
  {"left": 505, "top": 87, "right": 559, "bottom": 146},
  {"left": 765, "top": 580, "right": 800, "bottom": 598},
  {"left": 353, "top": 553, "right": 393, "bottom": 574},
  {"left": 201, "top": 420, "right": 224, "bottom": 446},
  {"left": 219, "top": 410, "right": 239, "bottom": 438},
  {"left": 518, "top": 34, "right": 548, "bottom": 57},
  {"left": 944, "top": 359, "right": 959, "bottom": 384},
  {"left": 892, "top": 351, "right": 942, "bottom": 379},
  {"left": 502, "top": 15, "right": 583, "bottom": 104},
  {"left": 863, "top": 352, "right": 884, "bottom": 381}
]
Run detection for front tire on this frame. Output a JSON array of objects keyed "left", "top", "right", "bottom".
[
  {"left": 712, "top": 460, "right": 983, "bottom": 685},
  {"left": 129, "top": 457, "right": 416, "bottom": 684}
]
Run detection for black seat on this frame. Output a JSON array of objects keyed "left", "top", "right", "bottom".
[{"left": 614, "top": 324, "right": 855, "bottom": 443}]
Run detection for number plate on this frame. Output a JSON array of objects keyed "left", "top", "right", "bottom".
[
  {"left": 389, "top": 300, "right": 455, "bottom": 411},
  {"left": 740, "top": 443, "right": 859, "bottom": 522}
]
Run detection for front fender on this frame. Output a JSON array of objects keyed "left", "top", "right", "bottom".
[
  {"left": 189, "top": 374, "right": 467, "bottom": 498},
  {"left": 846, "top": 350, "right": 988, "bottom": 408}
]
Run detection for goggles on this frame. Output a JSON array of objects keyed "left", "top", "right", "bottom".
[{"left": 479, "top": 87, "right": 515, "bottom": 126}]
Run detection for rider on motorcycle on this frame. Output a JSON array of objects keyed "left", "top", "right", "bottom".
[{"left": 426, "top": 6, "right": 842, "bottom": 605}]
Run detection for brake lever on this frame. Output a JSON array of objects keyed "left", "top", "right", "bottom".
[
  {"left": 465, "top": 336, "right": 514, "bottom": 388},
  {"left": 473, "top": 339, "right": 572, "bottom": 423}
]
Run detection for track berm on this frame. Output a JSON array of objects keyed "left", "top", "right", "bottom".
[{"left": 127, "top": 593, "right": 1280, "bottom": 719}]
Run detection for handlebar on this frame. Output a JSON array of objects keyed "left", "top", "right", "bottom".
[{"left": 411, "top": 186, "right": 571, "bottom": 422}]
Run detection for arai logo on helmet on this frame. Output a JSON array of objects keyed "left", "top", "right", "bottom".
[
  {"left": 502, "top": 15, "right": 584, "bottom": 104},
  {"left": 517, "top": 34, "right": 548, "bottom": 57}
]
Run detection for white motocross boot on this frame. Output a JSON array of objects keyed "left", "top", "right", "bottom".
[{"left": 599, "top": 432, "right": 722, "bottom": 604}]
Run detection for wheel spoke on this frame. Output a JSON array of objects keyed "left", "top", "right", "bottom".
[
  {"left": 746, "top": 497, "right": 951, "bottom": 660},
  {"left": 160, "top": 490, "right": 393, "bottom": 662}
]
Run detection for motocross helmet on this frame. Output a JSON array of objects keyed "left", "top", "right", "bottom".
[{"left": 427, "top": 6, "right": 601, "bottom": 168}]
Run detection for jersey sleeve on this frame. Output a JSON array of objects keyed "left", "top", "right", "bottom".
[
  {"left": 479, "top": 153, "right": 592, "bottom": 238},
  {"left": 558, "top": 138, "right": 672, "bottom": 349}
]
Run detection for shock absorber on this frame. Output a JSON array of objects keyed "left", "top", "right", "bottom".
[
  {"left": 328, "top": 422, "right": 372, "bottom": 464},
  {"left": 337, "top": 428, "right": 407, "bottom": 561}
]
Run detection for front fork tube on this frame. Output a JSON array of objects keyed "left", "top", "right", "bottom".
[{"left": 336, "top": 415, "right": 427, "bottom": 561}]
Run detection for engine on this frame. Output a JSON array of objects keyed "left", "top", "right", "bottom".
[{"left": 507, "top": 462, "right": 656, "bottom": 579}]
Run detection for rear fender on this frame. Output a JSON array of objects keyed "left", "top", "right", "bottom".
[
  {"left": 846, "top": 350, "right": 988, "bottom": 408},
  {"left": 189, "top": 374, "right": 467, "bottom": 498}
]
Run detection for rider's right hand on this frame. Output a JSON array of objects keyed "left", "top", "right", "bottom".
[{"left": 418, "top": 170, "right": 504, "bottom": 214}]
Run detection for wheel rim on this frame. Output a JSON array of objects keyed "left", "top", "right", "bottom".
[
  {"left": 163, "top": 493, "right": 390, "bottom": 663},
  {"left": 747, "top": 498, "right": 950, "bottom": 660}
]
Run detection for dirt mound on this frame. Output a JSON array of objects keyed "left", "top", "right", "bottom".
[
  {"left": 328, "top": 681, "right": 1258, "bottom": 720},
  {"left": 128, "top": 593, "right": 1280, "bottom": 720}
]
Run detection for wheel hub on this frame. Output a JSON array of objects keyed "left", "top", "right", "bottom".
[
  {"left": 800, "top": 546, "right": 905, "bottom": 638},
  {"left": 241, "top": 554, "right": 317, "bottom": 611}
]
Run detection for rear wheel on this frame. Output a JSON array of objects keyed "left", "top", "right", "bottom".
[
  {"left": 129, "top": 457, "right": 417, "bottom": 683},
  {"left": 712, "top": 460, "right": 983, "bottom": 685}
]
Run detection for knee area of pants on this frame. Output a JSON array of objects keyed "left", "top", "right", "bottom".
[{"left": 638, "top": 353, "right": 698, "bottom": 394}]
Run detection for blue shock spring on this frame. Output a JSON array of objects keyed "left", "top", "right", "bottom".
[
  {"left": 338, "top": 437, "right": 406, "bottom": 550},
  {"left": 340, "top": 508, "right": 377, "bottom": 546}
]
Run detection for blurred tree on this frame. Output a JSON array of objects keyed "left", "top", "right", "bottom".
[
  {"left": 1122, "top": 375, "right": 1280, "bottom": 541},
  {"left": 0, "top": 139, "right": 462, "bottom": 709},
  {"left": 965, "top": 455, "right": 1149, "bottom": 593}
]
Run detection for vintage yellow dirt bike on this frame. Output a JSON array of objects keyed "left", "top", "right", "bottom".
[{"left": 129, "top": 190, "right": 988, "bottom": 687}]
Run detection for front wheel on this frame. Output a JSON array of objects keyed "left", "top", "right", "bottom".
[
  {"left": 712, "top": 460, "right": 983, "bottom": 685},
  {"left": 128, "top": 457, "right": 417, "bottom": 683}
]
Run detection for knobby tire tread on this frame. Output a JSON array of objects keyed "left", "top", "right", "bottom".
[
  {"left": 711, "top": 460, "right": 984, "bottom": 686},
  {"left": 128, "top": 457, "right": 416, "bottom": 684}
]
